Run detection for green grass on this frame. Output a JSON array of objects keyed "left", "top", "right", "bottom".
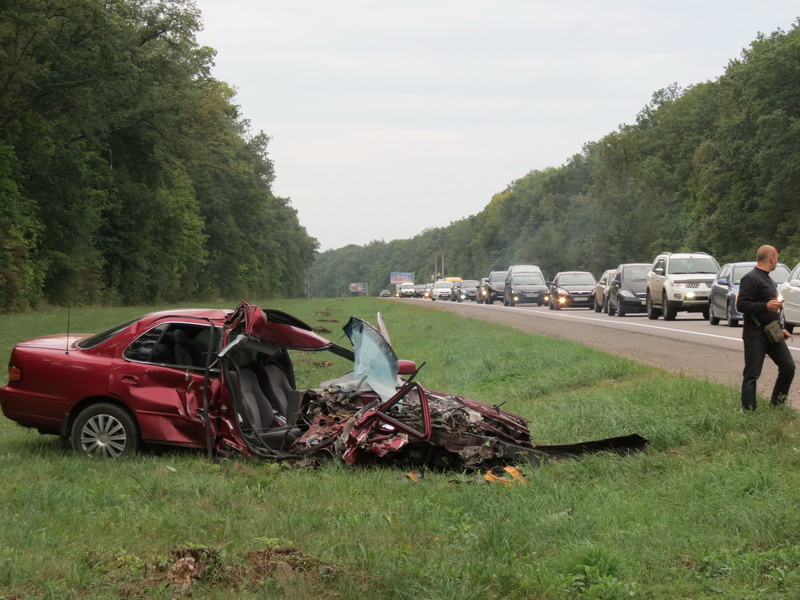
[{"left": 2, "top": 298, "right": 800, "bottom": 599}]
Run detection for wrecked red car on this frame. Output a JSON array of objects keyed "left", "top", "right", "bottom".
[{"left": 0, "top": 302, "right": 646, "bottom": 469}]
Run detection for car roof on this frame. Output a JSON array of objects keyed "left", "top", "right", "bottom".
[{"left": 658, "top": 252, "right": 713, "bottom": 258}]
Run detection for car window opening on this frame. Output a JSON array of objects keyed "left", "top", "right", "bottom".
[{"left": 123, "top": 323, "right": 219, "bottom": 370}]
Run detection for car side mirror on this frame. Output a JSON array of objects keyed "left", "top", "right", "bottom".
[
  {"left": 654, "top": 267, "right": 664, "bottom": 276},
  {"left": 716, "top": 277, "right": 728, "bottom": 286},
  {"left": 398, "top": 360, "right": 417, "bottom": 375}
]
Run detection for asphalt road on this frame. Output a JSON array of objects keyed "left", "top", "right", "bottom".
[{"left": 409, "top": 297, "right": 800, "bottom": 409}]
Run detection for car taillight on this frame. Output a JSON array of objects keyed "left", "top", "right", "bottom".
[{"left": 8, "top": 365, "right": 21, "bottom": 382}]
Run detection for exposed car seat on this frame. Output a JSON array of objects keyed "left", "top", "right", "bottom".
[
  {"left": 265, "top": 364, "right": 301, "bottom": 427},
  {"left": 249, "top": 350, "right": 301, "bottom": 427},
  {"left": 227, "top": 347, "right": 299, "bottom": 449},
  {"left": 173, "top": 328, "right": 202, "bottom": 367},
  {"left": 153, "top": 331, "right": 175, "bottom": 364}
]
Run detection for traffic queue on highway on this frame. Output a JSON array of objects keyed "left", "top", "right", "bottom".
[{"left": 391, "top": 252, "right": 800, "bottom": 330}]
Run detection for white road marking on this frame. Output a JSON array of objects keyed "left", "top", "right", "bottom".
[{"left": 479, "top": 302, "right": 800, "bottom": 353}]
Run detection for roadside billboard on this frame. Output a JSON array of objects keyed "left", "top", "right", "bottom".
[
  {"left": 349, "top": 283, "right": 367, "bottom": 293},
  {"left": 390, "top": 272, "right": 414, "bottom": 284}
]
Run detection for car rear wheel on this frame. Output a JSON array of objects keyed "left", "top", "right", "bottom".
[
  {"left": 617, "top": 302, "right": 626, "bottom": 317},
  {"left": 780, "top": 309, "right": 794, "bottom": 333},
  {"left": 71, "top": 403, "right": 139, "bottom": 459},
  {"left": 726, "top": 303, "right": 738, "bottom": 327},
  {"left": 663, "top": 293, "right": 677, "bottom": 321},
  {"left": 709, "top": 304, "right": 720, "bottom": 325}
]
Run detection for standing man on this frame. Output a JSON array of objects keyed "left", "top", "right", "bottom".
[{"left": 736, "top": 245, "right": 795, "bottom": 410}]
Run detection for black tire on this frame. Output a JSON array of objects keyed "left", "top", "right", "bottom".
[
  {"left": 593, "top": 296, "right": 602, "bottom": 312},
  {"left": 646, "top": 291, "right": 661, "bottom": 320},
  {"left": 607, "top": 301, "right": 616, "bottom": 316},
  {"left": 709, "top": 304, "right": 720, "bottom": 325},
  {"left": 71, "top": 403, "right": 139, "bottom": 458},
  {"left": 663, "top": 293, "right": 677, "bottom": 321},
  {"left": 725, "top": 303, "right": 738, "bottom": 327},
  {"left": 617, "top": 302, "right": 626, "bottom": 317},
  {"left": 780, "top": 309, "right": 794, "bottom": 333}
]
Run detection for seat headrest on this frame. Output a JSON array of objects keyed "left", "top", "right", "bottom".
[{"left": 173, "top": 328, "right": 190, "bottom": 344}]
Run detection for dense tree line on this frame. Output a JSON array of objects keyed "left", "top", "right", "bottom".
[
  {"left": 0, "top": 0, "right": 317, "bottom": 311},
  {"left": 311, "top": 21, "right": 800, "bottom": 297}
]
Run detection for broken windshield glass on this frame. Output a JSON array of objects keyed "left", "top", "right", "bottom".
[{"left": 343, "top": 317, "right": 399, "bottom": 401}]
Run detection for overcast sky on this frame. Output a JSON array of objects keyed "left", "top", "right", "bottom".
[{"left": 193, "top": 1, "right": 799, "bottom": 251}]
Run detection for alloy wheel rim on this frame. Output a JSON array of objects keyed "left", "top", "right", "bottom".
[{"left": 80, "top": 414, "right": 127, "bottom": 458}]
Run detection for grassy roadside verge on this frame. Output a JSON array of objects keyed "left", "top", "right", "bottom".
[{"left": 1, "top": 298, "right": 800, "bottom": 599}]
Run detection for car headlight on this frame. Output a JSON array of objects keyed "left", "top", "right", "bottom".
[
  {"left": 619, "top": 290, "right": 635, "bottom": 299},
  {"left": 557, "top": 288, "right": 569, "bottom": 296}
]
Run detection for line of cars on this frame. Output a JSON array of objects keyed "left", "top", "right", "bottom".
[
  {"left": 472, "top": 264, "right": 597, "bottom": 309},
  {"left": 390, "top": 251, "right": 800, "bottom": 329},
  {"left": 591, "top": 252, "right": 796, "bottom": 327},
  {"left": 591, "top": 252, "right": 730, "bottom": 321}
]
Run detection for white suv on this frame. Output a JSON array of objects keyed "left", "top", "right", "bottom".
[{"left": 645, "top": 252, "right": 719, "bottom": 321}]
